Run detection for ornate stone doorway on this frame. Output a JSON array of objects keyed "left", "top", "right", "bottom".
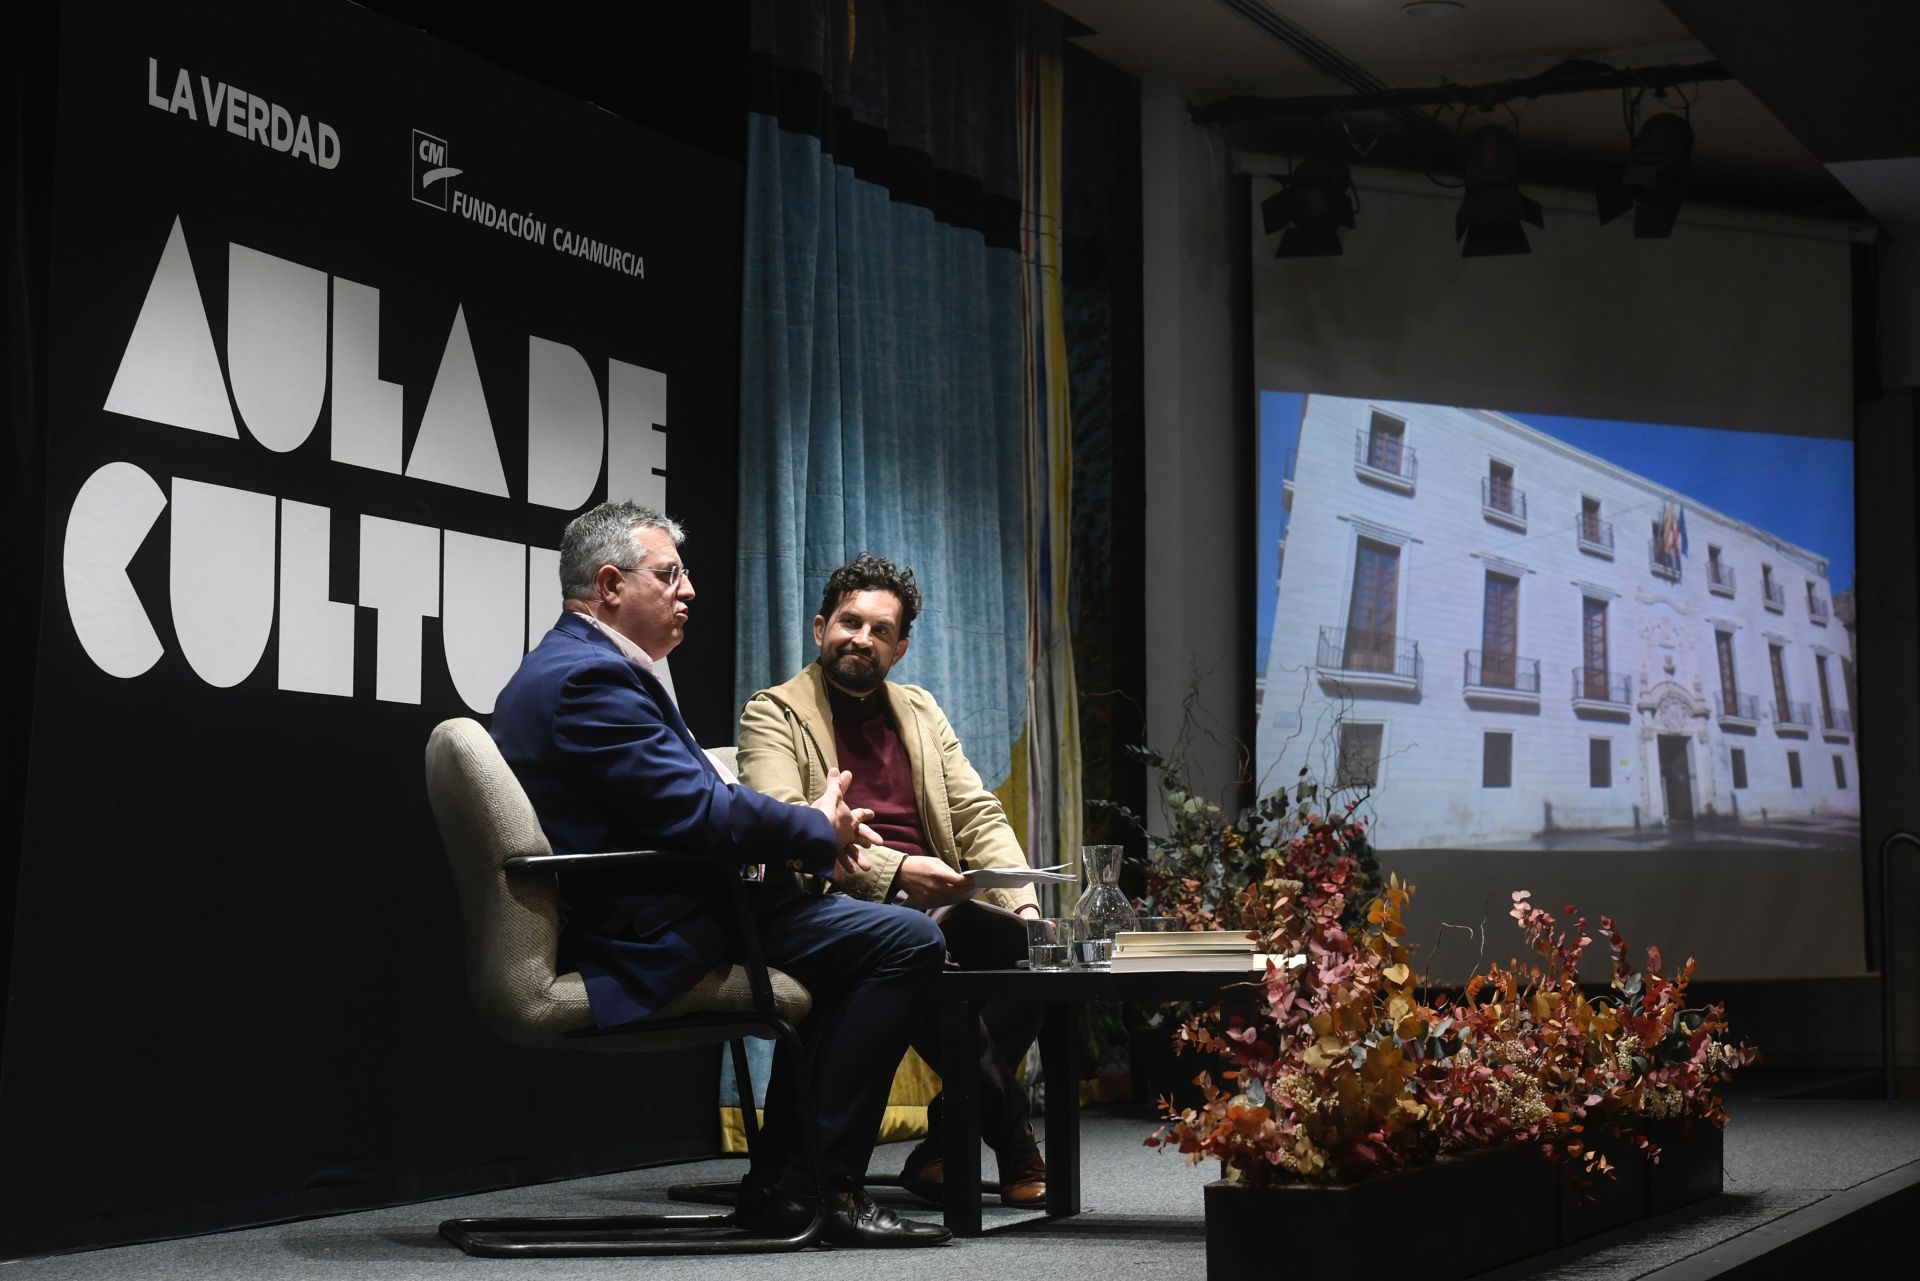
[{"left": 1657, "top": 733, "right": 1695, "bottom": 825}]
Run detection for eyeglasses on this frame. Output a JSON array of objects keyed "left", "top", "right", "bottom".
[{"left": 623, "top": 562, "right": 692, "bottom": 587}]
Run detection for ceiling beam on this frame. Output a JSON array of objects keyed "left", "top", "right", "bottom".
[{"left": 1192, "top": 59, "right": 1733, "bottom": 129}]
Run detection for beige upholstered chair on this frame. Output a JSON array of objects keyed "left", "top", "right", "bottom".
[{"left": 425, "top": 718, "right": 820, "bottom": 1255}]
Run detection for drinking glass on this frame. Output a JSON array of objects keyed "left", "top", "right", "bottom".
[{"left": 1024, "top": 917, "right": 1077, "bottom": 972}]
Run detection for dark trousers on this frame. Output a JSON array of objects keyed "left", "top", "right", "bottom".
[
  {"left": 908, "top": 901, "right": 1042, "bottom": 1152},
  {"left": 744, "top": 882, "right": 946, "bottom": 1183}
]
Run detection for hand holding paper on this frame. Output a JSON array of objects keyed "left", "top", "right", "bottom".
[
  {"left": 960, "top": 862, "right": 1076, "bottom": 890},
  {"left": 894, "top": 853, "right": 972, "bottom": 907}
]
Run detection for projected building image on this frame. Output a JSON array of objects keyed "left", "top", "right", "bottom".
[{"left": 1256, "top": 394, "right": 1859, "bottom": 852}]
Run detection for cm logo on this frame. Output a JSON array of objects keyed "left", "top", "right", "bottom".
[{"left": 411, "top": 129, "right": 462, "bottom": 210}]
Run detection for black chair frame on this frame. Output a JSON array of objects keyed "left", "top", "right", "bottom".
[{"left": 439, "top": 849, "right": 825, "bottom": 1257}]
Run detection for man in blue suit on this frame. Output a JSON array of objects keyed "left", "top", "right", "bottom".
[{"left": 491, "top": 500, "right": 950, "bottom": 1247}]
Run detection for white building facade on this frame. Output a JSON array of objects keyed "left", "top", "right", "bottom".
[{"left": 1256, "top": 395, "right": 1859, "bottom": 850}]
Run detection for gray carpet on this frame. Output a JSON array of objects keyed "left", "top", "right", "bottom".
[{"left": 10, "top": 1103, "right": 1919, "bottom": 1280}]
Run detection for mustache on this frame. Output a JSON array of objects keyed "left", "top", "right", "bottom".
[{"left": 825, "top": 646, "right": 883, "bottom": 690}]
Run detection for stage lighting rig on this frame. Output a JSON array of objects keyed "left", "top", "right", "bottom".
[
  {"left": 1598, "top": 111, "right": 1693, "bottom": 238},
  {"left": 1260, "top": 154, "right": 1358, "bottom": 258},
  {"left": 1454, "top": 124, "right": 1542, "bottom": 257}
]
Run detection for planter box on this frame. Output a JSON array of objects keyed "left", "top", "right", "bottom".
[
  {"left": 1643, "top": 1122, "right": 1725, "bottom": 1216},
  {"left": 1558, "top": 1123, "right": 1726, "bottom": 1236},
  {"left": 1204, "top": 1126, "right": 1728, "bottom": 1281},
  {"left": 1205, "top": 1145, "right": 1556, "bottom": 1281},
  {"left": 1557, "top": 1131, "right": 1648, "bottom": 1244}
]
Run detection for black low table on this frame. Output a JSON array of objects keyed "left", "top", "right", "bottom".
[{"left": 936, "top": 966, "right": 1263, "bottom": 1236}]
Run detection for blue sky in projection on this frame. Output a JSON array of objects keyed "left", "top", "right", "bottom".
[{"left": 1255, "top": 390, "right": 1858, "bottom": 671}]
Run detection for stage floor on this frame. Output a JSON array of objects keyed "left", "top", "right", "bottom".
[{"left": 9, "top": 1090, "right": 1919, "bottom": 1278}]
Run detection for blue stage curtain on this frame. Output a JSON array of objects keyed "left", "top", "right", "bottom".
[{"left": 734, "top": 1, "right": 1028, "bottom": 789}]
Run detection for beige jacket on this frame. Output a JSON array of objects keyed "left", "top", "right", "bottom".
[{"left": 737, "top": 664, "right": 1037, "bottom": 914}]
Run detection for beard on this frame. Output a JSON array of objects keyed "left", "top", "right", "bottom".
[{"left": 824, "top": 647, "right": 884, "bottom": 694}]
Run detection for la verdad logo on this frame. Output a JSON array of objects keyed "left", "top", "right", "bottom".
[
  {"left": 65, "top": 217, "right": 671, "bottom": 713},
  {"left": 147, "top": 57, "right": 340, "bottom": 170}
]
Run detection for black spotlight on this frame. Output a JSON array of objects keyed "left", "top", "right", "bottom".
[
  {"left": 1598, "top": 112, "right": 1693, "bottom": 238},
  {"left": 1260, "top": 155, "right": 1356, "bottom": 258},
  {"left": 1454, "top": 124, "right": 1543, "bottom": 257}
]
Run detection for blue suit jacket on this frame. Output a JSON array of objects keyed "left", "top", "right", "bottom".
[{"left": 491, "top": 611, "right": 838, "bottom": 1026}]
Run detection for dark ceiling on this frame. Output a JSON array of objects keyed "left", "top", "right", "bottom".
[{"left": 1053, "top": 0, "right": 1920, "bottom": 228}]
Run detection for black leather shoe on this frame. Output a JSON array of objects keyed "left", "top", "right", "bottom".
[
  {"left": 764, "top": 1185, "right": 950, "bottom": 1247},
  {"left": 822, "top": 1187, "right": 951, "bottom": 1248},
  {"left": 755, "top": 1185, "right": 824, "bottom": 1241},
  {"left": 731, "top": 1177, "right": 780, "bottom": 1233}
]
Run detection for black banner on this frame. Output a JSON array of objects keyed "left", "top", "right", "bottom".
[{"left": 5, "top": 0, "right": 743, "bottom": 1254}]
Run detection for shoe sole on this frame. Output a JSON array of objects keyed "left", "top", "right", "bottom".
[{"left": 813, "top": 1230, "right": 953, "bottom": 1249}]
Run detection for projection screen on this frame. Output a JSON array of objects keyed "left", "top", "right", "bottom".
[{"left": 1247, "top": 167, "right": 1864, "bottom": 982}]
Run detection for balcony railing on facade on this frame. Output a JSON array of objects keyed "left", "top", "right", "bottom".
[
  {"left": 1708, "top": 561, "right": 1736, "bottom": 597},
  {"left": 1354, "top": 431, "right": 1416, "bottom": 492},
  {"left": 1481, "top": 478, "right": 1526, "bottom": 529},
  {"left": 1715, "top": 690, "right": 1762, "bottom": 725},
  {"left": 1648, "top": 539, "right": 1682, "bottom": 582},
  {"left": 1576, "top": 514, "right": 1614, "bottom": 556},
  {"left": 1463, "top": 650, "right": 1540, "bottom": 702},
  {"left": 1318, "top": 626, "right": 1421, "bottom": 690},
  {"left": 1809, "top": 594, "right": 1830, "bottom": 625},
  {"left": 1773, "top": 699, "right": 1812, "bottom": 731},
  {"left": 1571, "top": 666, "right": 1632, "bottom": 710},
  {"left": 1822, "top": 706, "right": 1853, "bottom": 735},
  {"left": 1762, "top": 580, "right": 1785, "bottom": 612}
]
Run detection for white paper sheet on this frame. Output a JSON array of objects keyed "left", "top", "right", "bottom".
[{"left": 961, "top": 863, "right": 1076, "bottom": 889}]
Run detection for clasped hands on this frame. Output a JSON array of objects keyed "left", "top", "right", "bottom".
[{"left": 809, "top": 768, "right": 885, "bottom": 883}]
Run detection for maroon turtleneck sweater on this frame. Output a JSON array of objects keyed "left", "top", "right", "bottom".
[{"left": 826, "top": 679, "right": 932, "bottom": 864}]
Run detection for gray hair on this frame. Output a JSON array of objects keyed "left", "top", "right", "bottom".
[{"left": 559, "top": 501, "right": 685, "bottom": 600}]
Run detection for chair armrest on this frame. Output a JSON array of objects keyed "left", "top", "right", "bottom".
[
  {"left": 503, "top": 850, "right": 779, "bottom": 1016},
  {"left": 506, "top": 849, "right": 728, "bottom": 876}
]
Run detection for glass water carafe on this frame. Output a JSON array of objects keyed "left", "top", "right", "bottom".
[{"left": 1072, "top": 844, "right": 1138, "bottom": 967}]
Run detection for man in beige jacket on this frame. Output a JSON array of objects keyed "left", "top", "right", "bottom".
[{"left": 737, "top": 552, "right": 1047, "bottom": 1208}]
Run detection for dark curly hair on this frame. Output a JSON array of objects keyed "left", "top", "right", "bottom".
[{"left": 817, "top": 552, "right": 923, "bottom": 638}]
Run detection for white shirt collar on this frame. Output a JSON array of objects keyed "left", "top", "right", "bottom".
[{"left": 565, "top": 601, "right": 657, "bottom": 673}]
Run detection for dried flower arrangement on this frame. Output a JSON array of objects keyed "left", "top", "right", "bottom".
[
  {"left": 1113, "top": 741, "right": 1757, "bottom": 1185},
  {"left": 1094, "top": 742, "right": 1381, "bottom": 938}
]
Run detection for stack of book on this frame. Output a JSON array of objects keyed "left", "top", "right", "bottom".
[{"left": 1109, "top": 929, "right": 1304, "bottom": 973}]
